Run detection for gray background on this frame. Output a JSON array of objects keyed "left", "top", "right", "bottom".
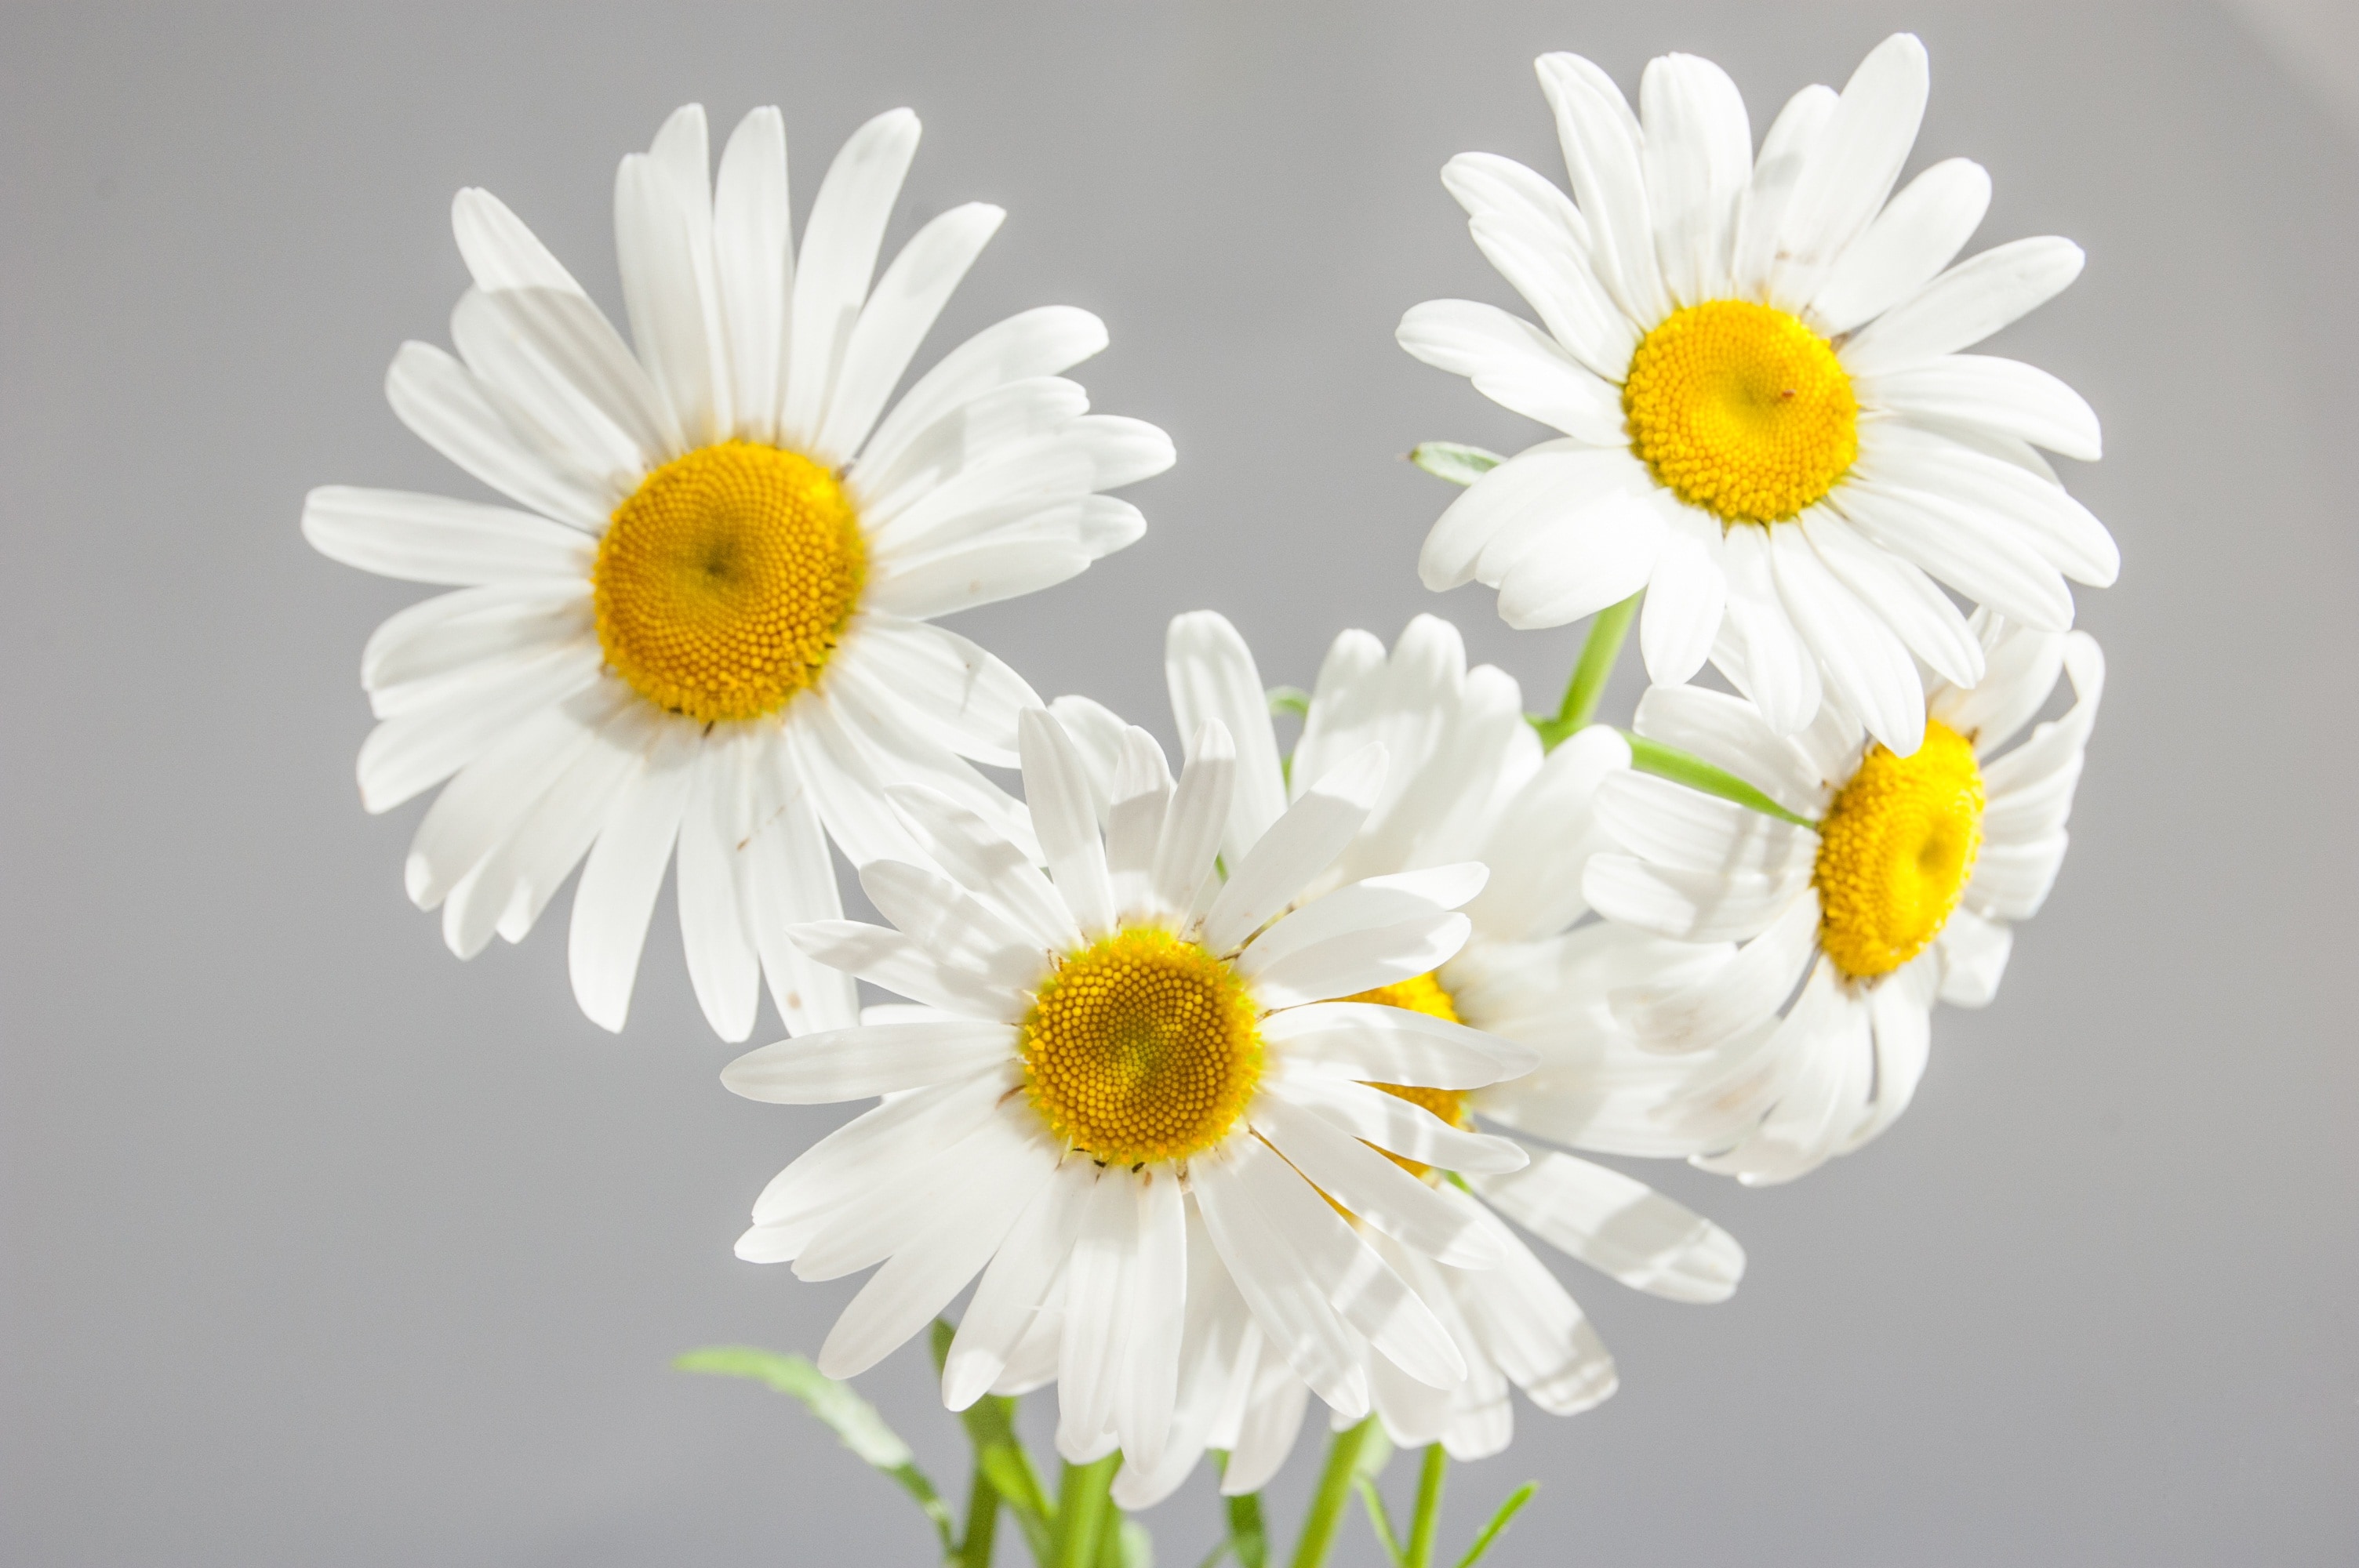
[{"left": 3, "top": 1, "right": 2354, "bottom": 1563}]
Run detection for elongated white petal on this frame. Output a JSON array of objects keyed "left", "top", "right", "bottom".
[
  {"left": 569, "top": 721, "right": 699, "bottom": 1032},
  {"left": 1770, "top": 33, "right": 1928, "bottom": 307},
  {"left": 817, "top": 203, "right": 1005, "bottom": 463},
  {"left": 1840, "top": 236, "right": 2086, "bottom": 376},
  {"left": 723, "top": 1020, "right": 1016, "bottom": 1103},
  {"left": 1153, "top": 721, "right": 1234, "bottom": 922},
  {"left": 1473, "top": 1151, "right": 1744, "bottom": 1302},
  {"left": 1191, "top": 1146, "right": 1370, "bottom": 1418},
  {"left": 1251, "top": 1094, "right": 1501, "bottom": 1268},
  {"left": 714, "top": 107, "right": 791, "bottom": 446},
  {"left": 1808, "top": 158, "right": 1989, "bottom": 334},
  {"left": 943, "top": 1158, "right": 1094, "bottom": 1410},
  {"left": 1536, "top": 52, "right": 1669, "bottom": 325},
  {"left": 1395, "top": 299, "right": 1621, "bottom": 444},
  {"left": 1641, "top": 52, "right": 1751, "bottom": 306},
  {"left": 677, "top": 733, "right": 761, "bottom": 1041},
  {"left": 356, "top": 644, "right": 602, "bottom": 814},
  {"left": 1270, "top": 1072, "right": 1528, "bottom": 1174},
  {"left": 1203, "top": 744, "right": 1386, "bottom": 954},
  {"left": 1767, "top": 522, "right": 1925, "bottom": 755},
  {"left": 857, "top": 306, "right": 1108, "bottom": 480},
  {"left": 1640, "top": 511, "right": 1727, "bottom": 684},
  {"left": 782, "top": 108, "right": 922, "bottom": 448},
  {"left": 1248, "top": 913, "right": 1472, "bottom": 1011},
  {"left": 304, "top": 487, "right": 594, "bottom": 586},
  {"left": 1165, "top": 612, "right": 1289, "bottom": 866},
  {"left": 1495, "top": 492, "right": 1666, "bottom": 629},
  {"left": 383, "top": 342, "right": 615, "bottom": 528},
  {"left": 1264, "top": 1002, "right": 1535, "bottom": 1086},
  {"left": 1019, "top": 708, "right": 1116, "bottom": 937}
]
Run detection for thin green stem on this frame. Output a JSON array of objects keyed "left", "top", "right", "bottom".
[
  {"left": 1289, "top": 1417, "right": 1377, "bottom": 1568},
  {"left": 1050, "top": 1456, "right": 1119, "bottom": 1568},
  {"left": 1532, "top": 593, "right": 1640, "bottom": 750},
  {"left": 1403, "top": 1446, "right": 1448, "bottom": 1568},
  {"left": 960, "top": 1461, "right": 1002, "bottom": 1568},
  {"left": 1225, "top": 1489, "right": 1270, "bottom": 1568},
  {"left": 1625, "top": 734, "right": 1818, "bottom": 827}
]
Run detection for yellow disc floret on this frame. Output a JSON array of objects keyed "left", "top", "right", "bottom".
[
  {"left": 591, "top": 441, "right": 865, "bottom": 724},
  {"left": 1623, "top": 299, "right": 1858, "bottom": 524},
  {"left": 1346, "top": 971, "right": 1470, "bottom": 1178},
  {"left": 1020, "top": 927, "right": 1263, "bottom": 1166},
  {"left": 1812, "top": 721, "right": 1986, "bottom": 981}
]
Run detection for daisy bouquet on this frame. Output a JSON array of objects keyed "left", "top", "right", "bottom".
[{"left": 305, "top": 31, "right": 2110, "bottom": 1568}]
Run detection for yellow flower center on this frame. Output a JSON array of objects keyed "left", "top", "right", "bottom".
[
  {"left": 591, "top": 441, "right": 865, "bottom": 724},
  {"left": 1347, "top": 972, "right": 1470, "bottom": 1178},
  {"left": 1812, "top": 721, "right": 1986, "bottom": 981},
  {"left": 1622, "top": 299, "right": 1858, "bottom": 524},
  {"left": 1020, "top": 927, "right": 1263, "bottom": 1167}
]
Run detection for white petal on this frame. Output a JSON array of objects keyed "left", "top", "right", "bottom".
[
  {"left": 841, "top": 617, "right": 1038, "bottom": 767},
  {"left": 1640, "top": 52, "right": 1751, "bottom": 305},
  {"left": 1535, "top": 53, "right": 1670, "bottom": 325},
  {"left": 677, "top": 734, "right": 761, "bottom": 1040},
  {"left": 1268, "top": 1072, "right": 1528, "bottom": 1174},
  {"left": 1246, "top": 912, "right": 1473, "bottom": 1011},
  {"left": 867, "top": 416, "right": 1171, "bottom": 552},
  {"left": 752, "top": 1070, "right": 1005, "bottom": 1229},
  {"left": 714, "top": 107, "right": 791, "bottom": 445},
  {"left": 1249, "top": 1095, "right": 1501, "bottom": 1269},
  {"left": 455, "top": 284, "right": 680, "bottom": 466},
  {"left": 1861, "top": 353, "right": 2099, "bottom": 462},
  {"left": 1799, "top": 510, "right": 1983, "bottom": 688},
  {"left": 1616, "top": 888, "right": 1819, "bottom": 1054},
  {"left": 1395, "top": 299, "right": 1622, "bottom": 444},
  {"left": 1104, "top": 727, "right": 1176, "bottom": 922},
  {"left": 1593, "top": 770, "right": 1813, "bottom": 879},
  {"left": 852, "top": 376, "right": 1092, "bottom": 520},
  {"left": 362, "top": 584, "right": 591, "bottom": 718},
  {"left": 1439, "top": 1189, "right": 1616, "bottom": 1414},
  {"left": 1731, "top": 84, "right": 1838, "bottom": 299},
  {"left": 1808, "top": 158, "right": 1989, "bottom": 334},
  {"left": 304, "top": 487, "right": 595, "bottom": 586},
  {"left": 1264, "top": 1000, "right": 1532, "bottom": 1086},
  {"left": 1153, "top": 722, "right": 1234, "bottom": 922},
  {"left": 1858, "top": 424, "right": 2117, "bottom": 585},
  {"left": 787, "top": 919, "right": 1024, "bottom": 1020},
  {"left": 1639, "top": 510, "right": 1726, "bottom": 684},
  {"left": 1936, "top": 905, "right": 2013, "bottom": 1007},
  {"left": 1767, "top": 523, "right": 1926, "bottom": 755},
  {"left": 865, "top": 532, "right": 1094, "bottom": 620},
  {"left": 1769, "top": 33, "right": 1929, "bottom": 308},
  {"left": 1019, "top": 708, "right": 1117, "bottom": 938},
  {"left": 816, "top": 203, "right": 1005, "bottom": 463},
  {"left": 1845, "top": 961, "right": 1936, "bottom": 1152},
  {"left": 1165, "top": 612, "right": 1289, "bottom": 866},
  {"left": 1630, "top": 683, "right": 1826, "bottom": 814},
  {"left": 1834, "top": 477, "right": 2076, "bottom": 631},
  {"left": 857, "top": 860, "right": 1038, "bottom": 994},
  {"left": 857, "top": 306, "right": 1108, "bottom": 481},
  {"left": 1228, "top": 1134, "right": 1467, "bottom": 1392},
  {"left": 383, "top": 342, "right": 614, "bottom": 529},
  {"left": 567, "top": 721, "right": 698, "bottom": 1032},
  {"left": 1438, "top": 152, "right": 1637, "bottom": 378},
  {"left": 614, "top": 152, "right": 725, "bottom": 449},
  {"left": 722, "top": 1020, "right": 1015, "bottom": 1102},
  {"left": 1419, "top": 441, "right": 1645, "bottom": 594},
  {"left": 1238, "top": 866, "right": 1487, "bottom": 981},
  {"left": 1583, "top": 854, "right": 1809, "bottom": 944},
  {"left": 1966, "top": 833, "right": 2068, "bottom": 921},
  {"left": 1839, "top": 236, "right": 2086, "bottom": 376},
  {"left": 1466, "top": 724, "right": 1632, "bottom": 942},
  {"left": 1473, "top": 1150, "right": 1744, "bottom": 1302},
  {"left": 355, "top": 644, "right": 602, "bottom": 814},
  {"left": 884, "top": 782, "right": 1081, "bottom": 954},
  {"left": 943, "top": 1158, "right": 1093, "bottom": 1410},
  {"left": 741, "top": 730, "right": 860, "bottom": 1035},
  {"left": 1191, "top": 1146, "right": 1370, "bottom": 1418},
  {"left": 1712, "top": 526, "right": 1823, "bottom": 735},
  {"left": 818, "top": 1109, "right": 1058, "bottom": 1377},
  {"left": 1494, "top": 491, "right": 1667, "bottom": 629},
  {"left": 781, "top": 108, "right": 923, "bottom": 448},
  {"left": 1202, "top": 744, "right": 1385, "bottom": 954}
]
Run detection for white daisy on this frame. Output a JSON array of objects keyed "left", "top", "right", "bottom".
[
  {"left": 302, "top": 103, "right": 1171, "bottom": 1037},
  {"left": 1399, "top": 33, "right": 2117, "bottom": 755},
  {"left": 719, "top": 707, "right": 1545, "bottom": 1481},
  {"left": 1049, "top": 612, "right": 1744, "bottom": 1505},
  {"left": 1583, "top": 615, "right": 2105, "bottom": 1184}
]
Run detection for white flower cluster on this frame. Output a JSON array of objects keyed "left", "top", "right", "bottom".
[{"left": 307, "top": 33, "right": 2109, "bottom": 1519}]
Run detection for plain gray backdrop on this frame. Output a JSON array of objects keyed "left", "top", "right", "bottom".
[{"left": 4, "top": 2, "right": 2354, "bottom": 1563}]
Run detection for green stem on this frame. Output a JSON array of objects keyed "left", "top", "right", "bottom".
[
  {"left": 1225, "top": 1489, "right": 1270, "bottom": 1568},
  {"left": 1532, "top": 593, "right": 1640, "bottom": 750},
  {"left": 1289, "top": 1417, "right": 1377, "bottom": 1568},
  {"left": 1051, "top": 1456, "right": 1119, "bottom": 1568},
  {"left": 1403, "top": 1446, "right": 1448, "bottom": 1568},
  {"left": 960, "top": 1461, "right": 1002, "bottom": 1568},
  {"left": 1625, "top": 734, "right": 1818, "bottom": 828}
]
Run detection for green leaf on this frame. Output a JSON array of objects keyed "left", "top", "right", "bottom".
[
  {"left": 1625, "top": 735, "right": 1818, "bottom": 828},
  {"left": 1408, "top": 442, "right": 1504, "bottom": 487},
  {"left": 1355, "top": 1477, "right": 1405, "bottom": 1567},
  {"left": 1452, "top": 1483, "right": 1536, "bottom": 1568},
  {"left": 1267, "top": 685, "right": 1310, "bottom": 720},
  {"left": 677, "top": 1346, "right": 956, "bottom": 1554}
]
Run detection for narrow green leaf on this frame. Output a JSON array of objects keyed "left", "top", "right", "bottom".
[
  {"left": 676, "top": 1346, "right": 955, "bottom": 1554},
  {"left": 1266, "top": 685, "right": 1310, "bottom": 720},
  {"left": 1625, "top": 735, "right": 1818, "bottom": 828},
  {"left": 1355, "top": 1477, "right": 1406, "bottom": 1567},
  {"left": 1408, "top": 442, "right": 1504, "bottom": 487},
  {"left": 1452, "top": 1483, "right": 1536, "bottom": 1568}
]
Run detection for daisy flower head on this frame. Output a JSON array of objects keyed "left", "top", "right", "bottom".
[
  {"left": 1583, "top": 615, "right": 2104, "bottom": 1185},
  {"left": 303, "top": 103, "right": 1172, "bottom": 1039},
  {"left": 1400, "top": 33, "right": 2117, "bottom": 755},
  {"left": 719, "top": 706, "right": 1545, "bottom": 1481},
  {"left": 1049, "top": 612, "right": 1744, "bottom": 1503}
]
